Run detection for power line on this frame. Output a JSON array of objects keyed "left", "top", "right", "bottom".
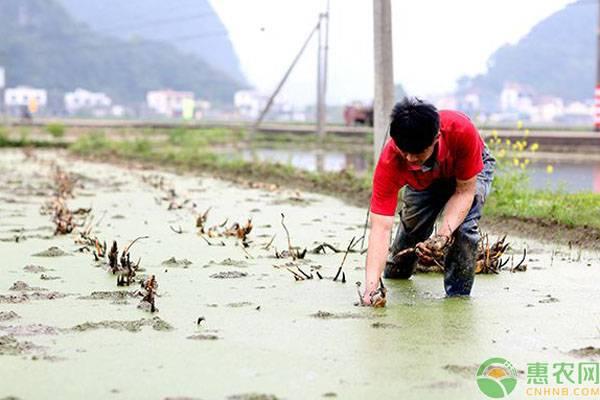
[{"left": 98, "top": 11, "right": 214, "bottom": 34}]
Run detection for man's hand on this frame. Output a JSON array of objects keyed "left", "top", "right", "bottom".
[
  {"left": 361, "top": 290, "right": 373, "bottom": 306},
  {"left": 362, "top": 213, "right": 393, "bottom": 307},
  {"left": 358, "top": 279, "right": 387, "bottom": 307},
  {"left": 416, "top": 234, "right": 451, "bottom": 266}
]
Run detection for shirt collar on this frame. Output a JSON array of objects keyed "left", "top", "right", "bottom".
[{"left": 419, "top": 143, "right": 439, "bottom": 172}]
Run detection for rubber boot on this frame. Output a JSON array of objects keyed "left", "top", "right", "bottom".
[
  {"left": 443, "top": 228, "right": 478, "bottom": 296},
  {"left": 384, "top": 225, "right": 421, "bottom": 279},
  {"left": 384, "top": 251, "right": 418, "bottom": 279}
]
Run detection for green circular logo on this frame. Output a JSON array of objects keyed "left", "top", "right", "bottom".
[{"left": 476, "top": 357, "right": 518, "bottom": 398}]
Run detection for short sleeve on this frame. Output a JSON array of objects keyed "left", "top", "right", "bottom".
[
  {"left": 370, "top": 145, "right": 404, "bottom": 216},
  {"left": 454, "top": 119, "right": 484, "bottom": 181}
]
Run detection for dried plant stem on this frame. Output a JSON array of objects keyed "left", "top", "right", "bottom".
[
  {"left": 123, "top": 235, "right": 149, "bottom": 254},
  {"left": 334, "top": 236, "right": 356, "bottom": 282},
  {"left": 280, "top": 213, "right": 295, "bottom": 260}
]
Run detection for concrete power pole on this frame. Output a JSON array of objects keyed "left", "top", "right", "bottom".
[
  {"left": 316, "top": 1, "right": 330, "bottom": 139},
  {"left": 596, "top": 0, "right": 600, "bottom": 131},
  {"left": 372, "top": 0, "right": 394, "bottom": 161}
]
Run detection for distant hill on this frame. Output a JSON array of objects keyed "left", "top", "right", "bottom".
[
  {"left": 59, "top": 0, "right": 247, "bottom": 85},
  {"left": 457, "top": 0, "right": 595, "bottom": 108},
  {"left": 0, "top": 0, "right": 243, "bottom": 107}
]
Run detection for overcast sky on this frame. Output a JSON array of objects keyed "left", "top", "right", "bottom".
[{"left": 209, "top": 0, "right": 577, "bottom": 106}]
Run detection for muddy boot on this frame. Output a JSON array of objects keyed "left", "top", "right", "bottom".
[
  {"left": 384, "top": 225, "right": 421, "bottom": 279},
  {"left": 384, "top": 252, "right": 418, "bottom": 279},
  {"left": 444, "top": 229, "right": 478, "bottom": 296}
]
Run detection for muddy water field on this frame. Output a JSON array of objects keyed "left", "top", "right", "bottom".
[{"left": 0, "top": 149, "right": 599, "bottom": 400}]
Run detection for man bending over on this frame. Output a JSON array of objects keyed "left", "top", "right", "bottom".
[{"left": 363, "top": 97, "right": 495, "bottom": 305}]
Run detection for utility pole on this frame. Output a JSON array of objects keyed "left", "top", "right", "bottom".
[
  {"left": 253, "top": 21, "right": 320, "bottom": 136},
  {"left": 372, "top": 0, "right": 394, "bottom": 161},
  {"left": 595, "top": 0, "right": 600, "bottom": 131},
  {"left": 316, "top": 1, "right": 330, "bottom": 139}
]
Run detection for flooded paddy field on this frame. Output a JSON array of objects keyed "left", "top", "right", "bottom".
[{"left": 0, "top": 149, "right": 599, "bottom": 400}]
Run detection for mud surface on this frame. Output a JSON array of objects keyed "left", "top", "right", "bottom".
[
  {"left": 226, "top": 395, "right": 280, "bottom": 400},
  {"left": 32, "top": 246, "right": 71, "bottom": 257},
  {"left": 0, "top": 324, "right": 59, "bottom": 336},
  {"left": 0, "top": 312, "right": 20, "bottom": 322},
  {"left": 187, "top": 334, "right": 220, "bottom": 341},
  {"left": 568, "top": 346, "right": 600, "bottom": 359},
  {"left": 0, "top": 291, "right": 68, "bottom": 303},
  {"left": 78, "top": 290, "right": 139, "bottom": 301},
  {"left": 310, "top": 310, "right": 379, "bottom": 320},
  {"left": 210, "top": 271, "right": 248, "bottom": 279},
  {"left": 0, "top": 149, "right": 599, "bottom": 400},
  {"left": 23, "top": 265, "right": 51, "bottom": 273},
  {"left": 70, "top": 317, "right": 173, "bottom": 332},
  {"left": 9, "top": 281, "right": 47, "bottom": 291},
  {"left": 161, "top": 257, "right": 193, "bottom": 268},
  {"left": 0, "top": 335, "right": 39, "bottom": 356}
]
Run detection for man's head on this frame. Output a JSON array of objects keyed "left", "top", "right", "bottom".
[{"left": 389, "top": 97, "right": 440, "bottom": 166}]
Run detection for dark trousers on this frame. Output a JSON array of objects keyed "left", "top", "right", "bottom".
[{"left": 384, "top": 148, "right": 496, "bottom": 296}]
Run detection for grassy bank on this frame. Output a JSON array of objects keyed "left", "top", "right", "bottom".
[
  {"left": 485, "top": 168, "right": 600, "bottom": 229},
  {"left": 0, "top": 125, "right": 69, "bottom": 148},
  {"left": 69, "top": 131, "right": 374, "bottom": 206}
]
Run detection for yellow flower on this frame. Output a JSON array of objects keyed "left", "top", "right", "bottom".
[
  {"left": 546, "top": 165, "right": 554, "bottom": 174},
  {"left": 524, "top": 158, "right": 530, "bottom": 165},
  {"left": 517, "top": 120, "right": 523, "bottom": 129},
  {"left": 513, "top": 158, "right": 520, "bottom": 166},
  {"left": 520, "top": 163, "right": 526, "bottom": 170},
  {"left": 498, "top": 149, "right": 506, "bottom": 158},
  {"left": 492, "top": 129, "right": 498, "bottom": 138},
  {"left": 506, "top": 139, "right": 511, "bottom": 146},
  {"left": 524, "top": 129, "right": 530, "bottom": 137},
  {"left": 530, "top": 143, "right": 539, "bottom": 152}
]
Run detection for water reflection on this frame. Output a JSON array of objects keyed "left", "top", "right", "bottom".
[
  {"left": 238, "top": 148, "right": 600, "bottom": 193},
  {"left": 241, "top": 148, "right": 369, "bottom": 174}
]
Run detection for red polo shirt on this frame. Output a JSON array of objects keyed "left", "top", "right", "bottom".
[{"left": 370, "top": 110, "right": 484, "bottom": 216}]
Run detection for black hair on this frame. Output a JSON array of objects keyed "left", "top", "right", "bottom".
[{"left": 389, "top": 97, "right": 439, "bottom": 154}]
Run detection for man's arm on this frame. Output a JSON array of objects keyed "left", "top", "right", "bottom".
[
  {"left": 415, "top": 176, "right": 477, "bottom": 263},
  {"left": 438, "top": 176, "right": 477, "bottom": 237},
  {"left": 362, "top": 212, "right": 395, "bottom": 305}
]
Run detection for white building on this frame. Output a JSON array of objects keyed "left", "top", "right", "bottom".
[
  {"left": 431, "top": 94, "right": 458, "bottom": 110},
  {"left": 234, "top": 90, "right": 266, "bottom": 119},
  {"left": 64, "top": 88, "right": 112, "bottom": 114},
  {"left": 233, "top": 90, "right": 296, "bottom": 120},
  {"left": 4, "top": 86, "right": 47, "bottom": 108},
  {"left": 561, "top": 100, "right": 593, "bottom": 124},
  {"left": 194, "top": 100, "right": 211, "bottom": 119},
  {"left": 564, "top": 101, "right": 593, "bottom": 116},
  {"left": 146, "top": 90, "right": 195, "bottom": 117},
  {"left": 499, "top": 82, "right": 534, "bottom": 114},
  {"left": 529, "top": 96, "right": 564, "bottom": 123}
]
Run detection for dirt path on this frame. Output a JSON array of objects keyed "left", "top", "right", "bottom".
[{"left": 0, "top": 149, "right": 599, "bottom": 400}]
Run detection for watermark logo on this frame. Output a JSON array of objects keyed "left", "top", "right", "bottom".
[{"left": 477, "top": 357, "right": 518, "bottom": 398}]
